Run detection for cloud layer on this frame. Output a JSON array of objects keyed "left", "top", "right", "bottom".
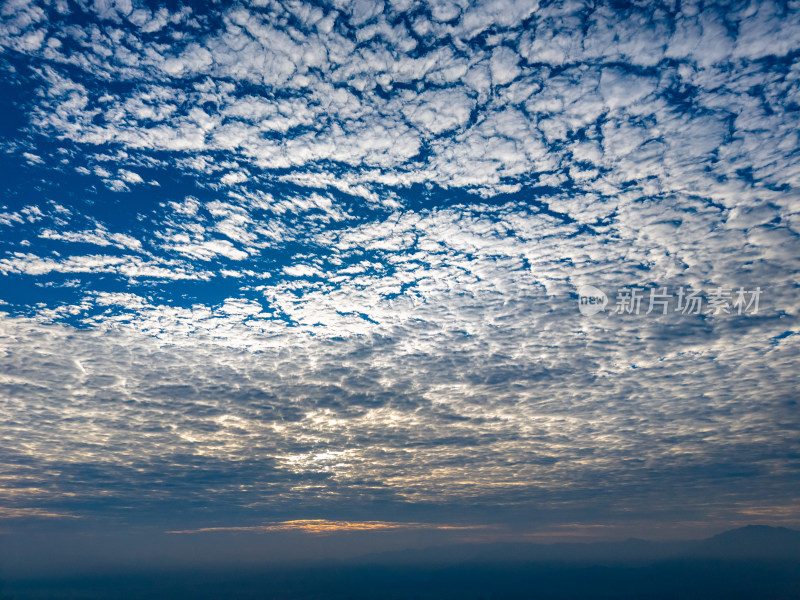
[{"left": 0, "top": 0, "right": 798, "bottom": 538}]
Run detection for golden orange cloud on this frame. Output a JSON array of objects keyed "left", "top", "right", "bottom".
[
  {"left": 167, "top": 519, "right": 487, "bottom": 535},
  {"left": 0, "top": 506, "right": 80, "bottom": 519}
]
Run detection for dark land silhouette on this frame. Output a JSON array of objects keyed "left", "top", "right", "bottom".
[{"left": 1, "top": 526, "right": 798, "bottom": 599}]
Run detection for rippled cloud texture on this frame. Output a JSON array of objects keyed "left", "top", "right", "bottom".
[{"left": 0, "top": 0, "right": 799, "bottom": 558}]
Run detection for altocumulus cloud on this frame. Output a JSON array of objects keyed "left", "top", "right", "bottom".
[{"left": 0, "top": 0, "right": 798, "bottom": 538}]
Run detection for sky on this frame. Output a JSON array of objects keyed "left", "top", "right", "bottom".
[{"left": 0, "top": 0, "right": 799, "bottom": 573}]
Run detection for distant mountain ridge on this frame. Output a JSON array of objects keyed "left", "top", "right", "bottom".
[{"left": 351, "top": 525, "right": 800, "bottom": 565}]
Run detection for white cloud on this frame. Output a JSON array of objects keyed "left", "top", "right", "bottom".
[
  {"left": 118, "top": 169, "right": 144, "bottom": 184},
  {"left": 400, "top": 88, "right": 474, "bottom": 134},
  {"left": 489, "top": 46, "right": 521, "bottom": 86}
]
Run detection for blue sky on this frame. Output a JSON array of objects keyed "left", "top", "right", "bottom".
[{"left": 0, "top": 0, "right": 799, "bottom": 569}]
